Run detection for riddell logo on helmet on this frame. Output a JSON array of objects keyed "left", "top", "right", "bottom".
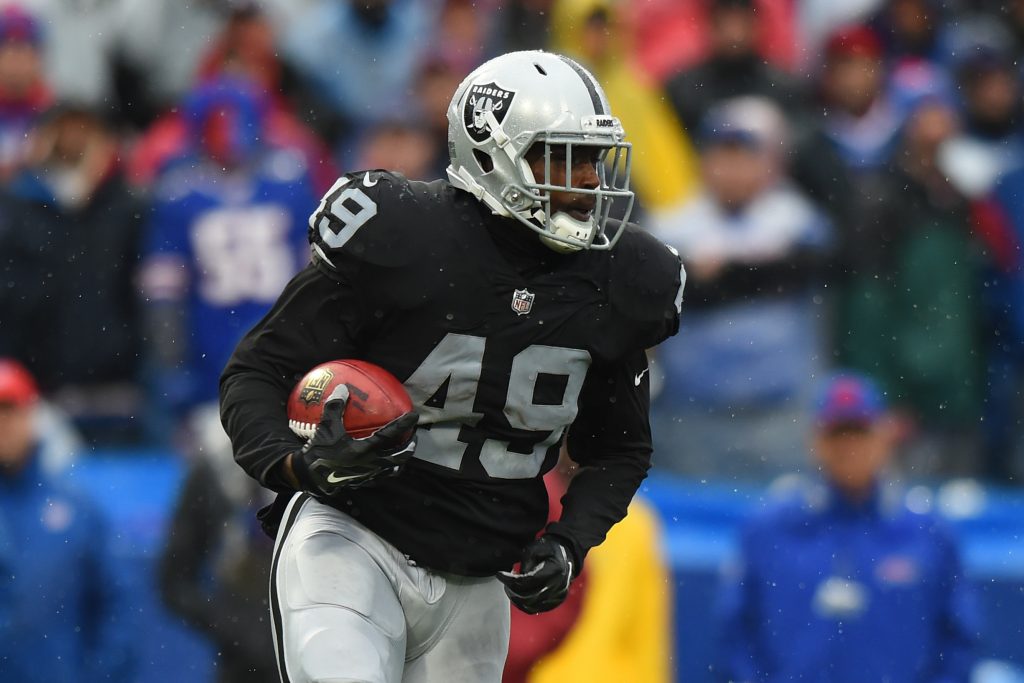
[{"left": 464, "top": 82, "right": 516, "bottom": 143}]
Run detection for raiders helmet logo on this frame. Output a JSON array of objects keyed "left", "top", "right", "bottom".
[
  {"left": 464, "top": 82, "right": 515, "bottom": 143},
  {"left": 299, "top": 368, "right": 334, "bottom": 406}
]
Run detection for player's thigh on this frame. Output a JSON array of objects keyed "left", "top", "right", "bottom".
[
  {"left": 272, "top": 494, "right": 407, "bottom": 683},
  {"left": 401, "top": 575, "right": 510, "bottom": 683}
]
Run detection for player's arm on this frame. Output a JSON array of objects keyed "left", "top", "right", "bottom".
[
  {"left": 498, "top": 352, "right": 654, "bottom": 614},
  {"left": 219, "top": 262, "right": 366, "bottom": 490},
  {"left": 549, "top": 350, "right": 654, "bottom": 565},
  {"left": 221, "top": 170, "right": 419, "bottom": 494}
]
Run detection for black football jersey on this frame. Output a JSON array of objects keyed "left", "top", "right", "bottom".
[{"left": 220, "top": 170, "right": 684, "bottom": 576}]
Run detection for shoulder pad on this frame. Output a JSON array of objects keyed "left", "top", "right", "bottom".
[
  {"left": 309, "top": 170, "right": 442, "bottom": 269},
  {"left": 608, "top": 222, "right": 685, "bottom": 328}
]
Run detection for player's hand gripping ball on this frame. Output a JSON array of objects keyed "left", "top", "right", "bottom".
[{"left": 287, "top": 360, "right": 419, "bottom": 495}]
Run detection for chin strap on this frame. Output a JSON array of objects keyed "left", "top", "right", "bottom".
[{"left": 539, "top": 212, "right": 593, "bottom": 253}]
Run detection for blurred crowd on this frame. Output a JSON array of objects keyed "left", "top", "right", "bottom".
[
  {"left": 1, "top": 0, "right": 1024, "bottom": 486},
  {"left": 0, "top": 0, "right": 1020, "bottom": 681}
]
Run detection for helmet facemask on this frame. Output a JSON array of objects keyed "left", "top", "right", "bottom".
[{"left": 511, "top": 131, "right": 634, "bottom": 252}]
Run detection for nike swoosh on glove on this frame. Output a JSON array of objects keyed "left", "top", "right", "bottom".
[
  {"left": 496, "top": 535, "right": 575, "bottom": 614},
  {"left": 292, "top": 384, "right": 418, "bottom": 497}
]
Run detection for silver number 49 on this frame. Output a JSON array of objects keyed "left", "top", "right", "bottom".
[{"left": 404, "top": 333, "right": 591, "bottom": 479}]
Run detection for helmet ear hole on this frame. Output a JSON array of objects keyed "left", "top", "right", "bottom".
[{"left": 473, "top": 148, "right": 495, "bottom": 174}]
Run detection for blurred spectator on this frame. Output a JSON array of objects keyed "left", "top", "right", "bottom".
[
  {"left": 663, "top": 0, "right": 805, "bottom": 135},
  {"left": 352, "top": 118, "right": 439, "bottom": 181},
  {"left": 0, "top": 4, "right": 49, "bottom": 183},
  {"left": 503, "top": 469, "right": 587, "bottom": 683},
  {"left": 976, "top": 164, "right": 1024, "bottom": 481},
  {"left": 128, "top": 10, "right": 337, "bottom": 192},
  {"left": 1005, "top": 0, "right": 1024, "bottom": 63},
  {"left": 193, "top": 2, "right": 345, "bottom": 153},
  {"left": 0, "top": 103, "right": 144, "bottom": 444},
  {"left": 281, "top": 0, "right": 443, "bottom": 150},
  {"left": 870, "top": 0, "right": 950, "bottom": 66},
  {"left": 940, "top": 45, "right": 1024, "bottom": 201},
  {"left": 631, "top": 0, "right": 799, "bottom": 83},
  {"left": 818, "top": 25, "right": 901, "bottom": 172},
  {"left": 159, "top": 405, "right": 277, "bottom": 683},
  {"left": 661, "top": 0, "right": 850, "bottom": 224},
  {"left": 715, "top": 372, "right": 980, "bottom": 682},
  {"left": 0, "top": 359, "right": 137, "bottom": 683},
  {"left": 796, "top": 0, "right": 885, "bottom": 69},
  {"left": 432, "top": 0, "right": 501, "bottom": 75},
  {"left": 551, "top": 0, "right": 700, "bottom": 213},
  {"left": 415, "top": 54, "right": 467, "bottom": 178},
  {"left": 137, "top": 77, "right": 318, "bottom": 431},
  {"left": 494, "top": 0, "right": 554, "bottom": 53},
  {"left": 649, "top": 97, "right": 832, "bottom": 481},
  {"left": 2, "top": 0, "right": 224, "bottom": 129},
  {"left": 835, "top": 95, "right": 986, "bottom": 477},
  {"left": 815, "top": 23, "right": 905, "bottom": 283}
]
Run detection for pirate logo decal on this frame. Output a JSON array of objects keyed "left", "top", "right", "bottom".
[{"left": 464, "top": 82, "right": 516, "bottom": 143}]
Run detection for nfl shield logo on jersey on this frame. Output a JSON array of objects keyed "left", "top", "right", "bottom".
[{"left": 511, "top": 288, "right": 535, "bottom": 315}]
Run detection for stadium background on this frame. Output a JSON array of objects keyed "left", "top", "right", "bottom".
[{"left": 2, "top": 0, "right": 1024, "bottom": 680}]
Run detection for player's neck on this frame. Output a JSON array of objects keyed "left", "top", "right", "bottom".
[{"left": 485, "top": 217, "right": 563, "bottom": 278}]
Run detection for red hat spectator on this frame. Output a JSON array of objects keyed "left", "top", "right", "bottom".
[
  {"left": 825, "top": 25, "right": 883, "bottom": 61},
  {"left": 0, "top": 359, "right": 38, "bottom": 406}
]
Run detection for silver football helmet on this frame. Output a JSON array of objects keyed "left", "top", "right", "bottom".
[{"left": 446, "top": 50, "right": 634, "bottom": 252}]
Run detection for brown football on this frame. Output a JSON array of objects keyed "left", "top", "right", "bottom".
[{"left": 287, "top": 360, "right": 414, "bottom": 440}]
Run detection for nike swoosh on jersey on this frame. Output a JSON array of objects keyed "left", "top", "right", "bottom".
[
  {"left": 326, "top": 471, "right": 364, "bottom": 484},
  {"left": 634, "top": 368, "right": 650, "bottom": 386},
  {"left": 363, "top": 172, "right": 378, "bottom": 187}
]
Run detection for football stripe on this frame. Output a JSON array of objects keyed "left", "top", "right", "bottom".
[
  {"left": 557, "top": 55, "right": 606, "bottom": 116},
  {"left": 269, "top": 492, "right": 311, "bottom": 683}
]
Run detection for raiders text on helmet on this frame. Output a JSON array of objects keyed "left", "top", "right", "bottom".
[{"left": 446, "top": 51, "right": 634, "bottom": 252}]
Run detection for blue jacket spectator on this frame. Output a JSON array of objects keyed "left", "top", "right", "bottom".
[
  {"left": 0, "top": 359, "right": 135, "bottom": 683},
  {"left": 138, "top": 78, "right": 318, "bottom": 420},
  {"left": 715, "top": 373, "right": 980, "bottom": 683}
]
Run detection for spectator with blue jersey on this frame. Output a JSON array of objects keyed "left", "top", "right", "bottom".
[
  {"left": 0, "top": 359, "right": 136, "bottom": 683},
  {"left": 715, "top": 372, "right": 980, "bottom": 683},
  {"left": 138, "top": 76, "right": 318, "bottom": 431}
]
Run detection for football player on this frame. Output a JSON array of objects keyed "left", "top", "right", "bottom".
[{"left": 219, "top": 50, "right": 685, "bottom": 683}]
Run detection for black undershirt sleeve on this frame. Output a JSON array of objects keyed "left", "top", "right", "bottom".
[
  {"left": 549, "top": 350, "right": 653, "bottom": 569},
  {"left": 219, "top": 262, "right": 366, "bottom": 489}
]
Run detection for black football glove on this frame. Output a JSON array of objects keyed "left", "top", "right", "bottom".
[
  {"left": 292, "top": 385, "right": 418, "bottom": 497},
  {"left": 496, "top": 535, "right": 576, "bottom": 614}
]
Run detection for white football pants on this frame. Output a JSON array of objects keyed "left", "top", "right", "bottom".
[{"left": 270, "top": 493, "right": 511, "bottom": 683}]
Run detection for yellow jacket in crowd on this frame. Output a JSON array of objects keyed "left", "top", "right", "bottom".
[
  {"left": 550, "top": 0, "right": 700, "bottom": 211},
  {"left": 528, "top": 498, "right": 673, "bottom": 683}
]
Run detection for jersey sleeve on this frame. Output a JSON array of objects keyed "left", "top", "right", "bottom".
[
  {"left": 219, "top": 262, "right": 369, "bottom": 488},
  {"left": 609, "top": 225, "right": 686, "bottom": 350},
  {"left": 307, "top": 170, "right": 430, "bottom": 272},
  {"left": 547, "top": 351, "right": 653, "bottom": 567}
]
